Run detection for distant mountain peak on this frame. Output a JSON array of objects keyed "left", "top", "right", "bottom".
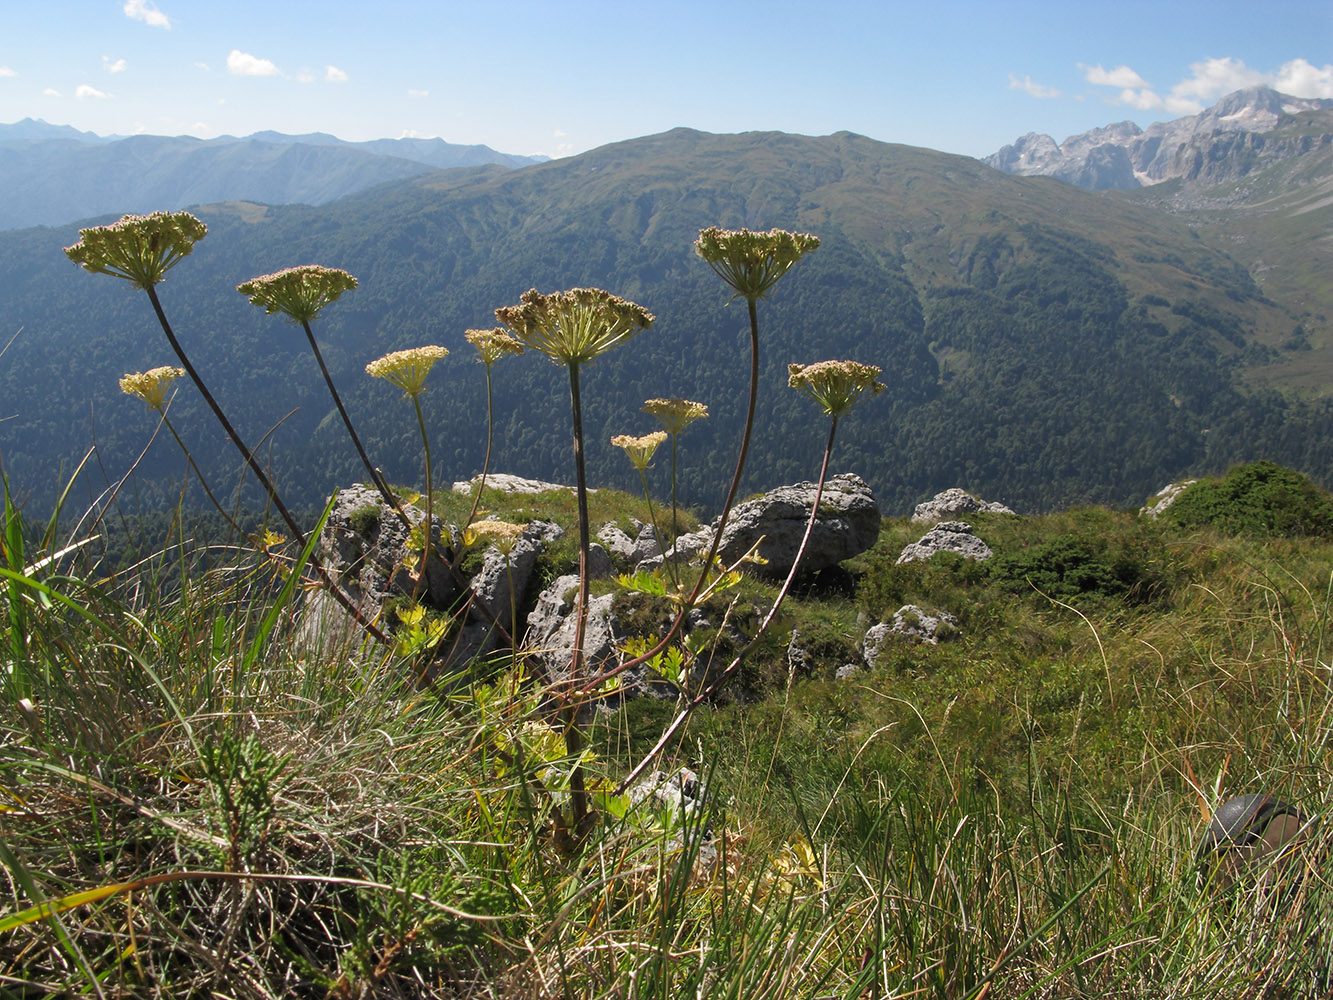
[
  {"left": 0, "top": 123, "right": 549, "bottom": 230},
  {"left": 985, "top": 86, "right": 1333, "bottom": 191}
]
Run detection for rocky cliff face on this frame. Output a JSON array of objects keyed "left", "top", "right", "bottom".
[{"left": 985, "top": 87, "right": 1333, "bottom": 191}]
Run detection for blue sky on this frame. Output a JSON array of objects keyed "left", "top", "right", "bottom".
[{"left": 1, "top": 1, "right": 1330, "bottom": 158}]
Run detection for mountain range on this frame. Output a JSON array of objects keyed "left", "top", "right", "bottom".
[
  {"left": 0, "top": 90, "right": 1330, "bottom": 518},
  {"left": 985, "top": 86, "right": 1333, "bottom": 192},
  {"left": 0, "top": 119, "right": 547, "bottom": 230}
]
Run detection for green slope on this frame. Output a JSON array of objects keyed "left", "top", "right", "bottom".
[{"left": 1, "top": 128, "right": 1329, "bottom": 517}]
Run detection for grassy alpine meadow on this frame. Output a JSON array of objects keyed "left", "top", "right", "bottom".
[
  {"left": 1, "top": 209, "right": 1331, "bottom": 997},
  {"left": 4, "top": 485, "right": 1333, "bottom": 998}
]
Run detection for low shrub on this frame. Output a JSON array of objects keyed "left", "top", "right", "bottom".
[{"left": 1165, "top": 459, "right": 1333, "bottom": 538}]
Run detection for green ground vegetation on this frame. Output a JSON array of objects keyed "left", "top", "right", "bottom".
[{"left": 4, "top": 470, "right": 1332, "bottom": 998}]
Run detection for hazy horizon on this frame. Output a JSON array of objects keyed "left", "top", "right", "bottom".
[{"left": 1, "top": 0, "right": 1328, "bottom": 161}]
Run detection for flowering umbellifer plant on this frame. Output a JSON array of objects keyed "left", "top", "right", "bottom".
[
  {"left": 687, "top": 228, "right": 817, "bottom": 603},
  {"left": 496, "top": 286, "right": 654, "bottom": 835},
  {"left": 119, "top": 366, "right": 185, "bottom": 413},
  {"left": 695, "top": 227, "right": 820, "bottom": 303},
  {"left": 237, "top": 265, "right": 405, "bottom": 525},
  {"left": 64, "top": 211, "right": 206, "bottom": 289},
  {"left": 461, "top": 327, "right": 526, "bottom": 533},
  {"left": 616, "top": 356, "right": 884, "bottom": 795},
  {"left": 787, "top": 360, "right": 886, "bottom": 417},
  {"left": 611, "top": 431, "right": 667, "bottom": 471},
  {"left": 236, "top": 265, "right": 357, "bottom": 323},
  {"left": 495, "top": 286, "right": 654, "bottom": 366},
  {"left": 643, "top": 397, "right": 709, "bottom": 548},
  {"left": 119, "top": 365, "right": 241, "bottom": 534},
  {"left": 65, "top": 212, "right": 389, "bottom": 644},
  {"left": 613, "top": 431, "right": 672, "bottom": 587},
  {"left": 366, "top": 346, "right": 451, "bottom": 595}
]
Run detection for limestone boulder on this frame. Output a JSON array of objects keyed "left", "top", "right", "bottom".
[
  {"left": 862, "top": 605, "right": 959, "bottom": 667},
  {"left": 912, "top": 488, "right": 1016, "bottom": 523},
  {"left": 1141, "top": 480, "right": 1198, "bottom": 519},
  {"left": 650, "top": 473, "right": 879, "bottom": 577},
  {"left": 897, "top": 521, "right": 993, "bottom": 564}
]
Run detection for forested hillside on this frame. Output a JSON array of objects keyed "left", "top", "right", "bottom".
[{"left": 1, "top": 128, "right": 1330, "bottom": 517}]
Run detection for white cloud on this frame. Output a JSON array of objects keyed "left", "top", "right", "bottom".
[
  {"left": 0, "top": 66, "right": 16, "bottom": 78},
  {"left": 1008, "top": 73, "right": 1060, "bottom": 99},
  {"left": 123, "top": 0, "right": 171, "bottom": 29},
  {"left": 1273, "top": 57, "right": 1333, "bottom": 99},
  {"left": 326, "top": 65, "right": 348, "bottom": 83},
  {"left": 76, "top": 84, "right": 111, "bottom": 100},
  {"left": 1170, "top": 56, "right": 1267, "bottom": 104},
  {"left": 227, "top": 50, "right": 280, "bottom": 77},
  {"left": 1083, "top": 55, "right": 1333, "bottom": 118},
  {"left": 1081, "top": 63, "right": 1150, "bottom": 89},
  {"left": 407, "top": 88, "right": 429, "bottom": 98},
  {"left": 297, "top": 70, "right": 315, "bottom": 83},
  {"left": 1115, "top": 87, "right": 1167, "bottom": 111},
  {"left": 553, "top": 129, "right": 567, "bottom": 137},
  {"left": 103, "top": 56, "right": 127, "bottom": 74},
  {"left": 43, "top": 87, "right": 60, "bottom": 97}
]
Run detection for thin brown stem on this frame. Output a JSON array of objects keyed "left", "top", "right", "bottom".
[
  {"left": 461, "top": 364, "right": 496, "bottom": 535},
  {"left": 576, "top": 295, "right": 763, "bottom": 692},
  {"left": 159, "top": 409, "right": 246, "bottom": 539},
  {"left": 143, "top": 285, "right": 389, "bottom": 644},
  {"left": 564, "top": 360, "right": 592, "bottom": 830},
  {"left": 615, "top": 414, "right": 840, "bottom": 795},
  {"left": 410, "top": 395, "right": 435, "bottom": 602},
  {"left": 300, "top": 319, "right": 401, "bottom": 518}
]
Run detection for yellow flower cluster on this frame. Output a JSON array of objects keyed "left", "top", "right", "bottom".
[
  {"left": 118, "top": 366, "right": 186, "bottom": 411},
  {"left": 464, "top": 327, "right": 526, "bottom": 366},
  {"left": 642, "top": 397, "right": 709, "bottom": 434},
  {"left": 495, "top": 287, "right": 654, "bottom": 366},
  {"left": 694, "top": 227, "right": 819, "bottom": 301},
  {"left": 365, "top": 346, "right": 450, "bottom": 397},
  {"left": 611, "top": 431, "right": 668, "bottom": 470},
  {"left": 236, "top": 265, "right": 358, "bottom": 323},
  {"left": 787, "top": 360, "right": 885, "bottom": 417},
  {"left": 464, "top": 519, "right": 528, "bottom": 553},
  {"left": 64, "top": 211, "right": 207, "bottom": 289}
]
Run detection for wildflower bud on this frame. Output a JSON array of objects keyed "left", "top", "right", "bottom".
[
  {"left": 119, "top": 366, "right": 186, "bottom": 412},
  {"left": 463, "top": 519, "right": 527, "bottom": 554},
  {"left": 642, "top": 398, "right": 709, "bottom": 435},
  {"left": 365, "top": 346, "right": 450, "bottom": 398},
  {"left": 495, "top": 287, "right": 654, "bottom": 366},
  {"left": 787, "top": 360, "right": 885, "bottom": 417},
  {"left": 64, "top": 211, "right": 207, "bottom": 289},
  {"left": 695, "top": 227, "right": 819, "bottom": 301},
  {"left": 236, "top": 265, "right": 358, "bottom": 323},
  {"left": 465, "top": 327, "right": 526, "bottom": 366},
  {"left": 611, "top": 431, "right": 668, "bottom": 471}
]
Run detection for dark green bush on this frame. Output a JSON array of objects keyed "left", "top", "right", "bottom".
[
  {"left": 1165, "top": 460, "right": 1333, "bottom": 538},
  {"left": 989, "top": 535, "right": 1138, "bottom": 601}
]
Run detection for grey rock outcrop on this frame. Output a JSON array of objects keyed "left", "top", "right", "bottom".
[
  {"left": 650, "top": 473, "right": 879, "bottom": 577},
  {"left": 468, "top": 520, "right": 558, "bottom": 640},
  {"left": 598, "top": 520, "right": 662, "bottom": 567},
  {"left": 897, "top": 521, "right": 992, "bottom": 564},
  {"left": 1142, "top": 480, "right": 1198, "bottom": 519},
  {"left": 451, "top": 473, "right": 586, "bottom": 496},
  {"left": 911, "top": 488, "right": 1016, "bottom": 523},
  {"left": 862, "top": 605, "right": 959, "bottom": 667},
  {"left": 525, "top": 574, "right": 620, "bottom": 681},
  {"left": 297, "top": 485, "right": 457, "bottom": 658},
  {"left": 319, "top": 485, "right": 456, "bottom": 614}
]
